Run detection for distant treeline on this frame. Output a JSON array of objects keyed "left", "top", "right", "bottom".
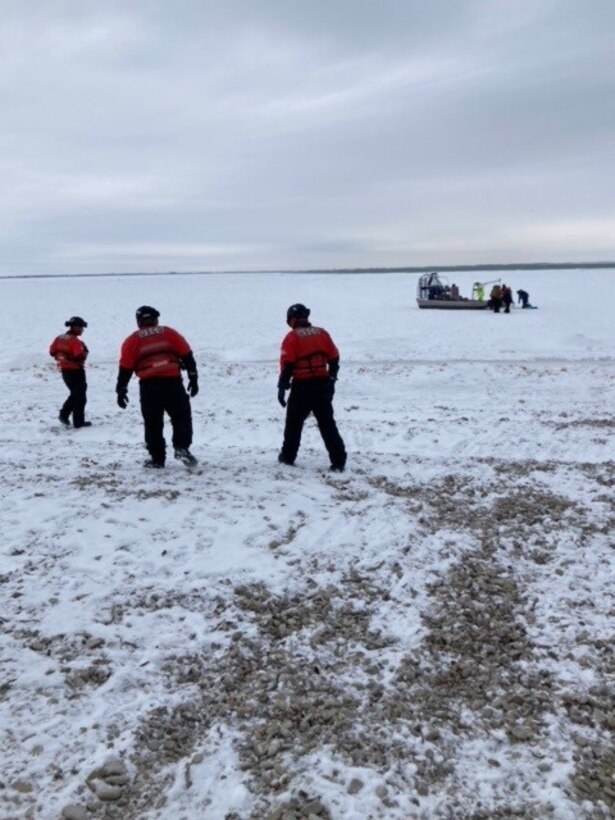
[
  {"left": 1, "top": 261, "right": 614, "bottom": 279},
  {"left": 320, "top": 261, "right": 615, "bottom": 274}
]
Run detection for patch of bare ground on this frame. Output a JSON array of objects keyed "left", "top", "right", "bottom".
[
  {"left": 70, "top": 580, "right": 396, "bottom": 819},
  {"left": 369, "top": 470, "right": 589, "bottom": 535},
  {"left": 369, "top": 465, "right": 615, "bottom": 817},
  {"left": 69, "top": 471, "right": 181, "bottom": 500},
  {"left": 370, "top": 465, "right": 609, "bottom": 546},
  {"left": 61, "top": 459, "right": 613, "bottom": 818},
  {"left": 577, "top": 460, "right": 615, "bottom": 488},
  {"left": 7, "top": 629, "right": 112, "bottom": 696},
  {"left": 550, "top": 418, "right": 615, "bottom": 431}
]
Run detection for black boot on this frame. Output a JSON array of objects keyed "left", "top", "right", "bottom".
[
  {"left": 174, "top": 448, "right": 198, "bottom": 467},
  {"left": 144, "top": 458, "right": 165, "bottom": 469}
]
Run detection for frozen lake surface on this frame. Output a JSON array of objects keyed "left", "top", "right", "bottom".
[{"left": 1, "top": 268, "right": 614, "bottom": 819}]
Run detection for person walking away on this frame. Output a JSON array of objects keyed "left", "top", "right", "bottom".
[
  {"left": 49, "top": 316, "right": 91, "bottom": 428},
  {"left": 501, "top": 284, "right": 513, "bottom": 313},
  {"left": 517, "top": 289, "right": 531, "bottom": 308},
  {"left": 277, "top": 304, "right": 346, "bottom": 472},
  {"left": 115, "top": 306, "right": 199, "bottom": 469},
  {"left": 490, "top": 284, "right": 503, "bottom": 313}
]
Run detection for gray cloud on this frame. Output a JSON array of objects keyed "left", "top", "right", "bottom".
[{"left": 1, "top": 0, "right": 614, "bottom": 273}]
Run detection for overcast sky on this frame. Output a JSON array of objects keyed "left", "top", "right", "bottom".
[{"left": 2, "top": 0, "right": 614, "bottom": 274}]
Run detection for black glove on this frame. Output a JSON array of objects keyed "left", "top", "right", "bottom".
[
  {"left": 187, "top": 373, "right": 199, "bottom": 397},
  {"left": 277, "top": 369, "right": 291, "bottom": 408},
  {"left": 329, "top": 378, "right": 336, "bottom": 399},
  {"left": 116, "top": 388, "right": 129, "bottom": 409}
]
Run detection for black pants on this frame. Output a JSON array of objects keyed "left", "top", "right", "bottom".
[
  {"left": 139, "top": 378, "right": 192, "bottom": 464},
  {"left": 503, "top": 299, "right": 512, "bottom": 314},
  {"left": 491, "top": 298, "right": 502, "bottom": 313},
  {"left": 280, "top": 379, "right": 346, "bottom": 468},
  {"left": 60, "top": 369, "right": 87, "bottom": 427}
]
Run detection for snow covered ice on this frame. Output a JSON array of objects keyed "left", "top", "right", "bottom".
[{"left": 1, "top": 268, "right": 614, "bottom": 819}]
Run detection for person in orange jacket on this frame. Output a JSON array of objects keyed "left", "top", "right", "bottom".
[
  {"left": 49, "top": 316, "right": 91, "bottom": 428},
  {"left": 115, "top": 306, "right": 199, "bottom": 469},
  {"left": 277, "top": 303, "right": 346, "bottom": 471}
]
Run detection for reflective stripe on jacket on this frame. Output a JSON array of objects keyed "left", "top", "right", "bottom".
[
  {"left": 119, "top": 326, "right": 192, "bottom": 380},
  {"left": 49, "top": 333, "right": 88, "bottom": 371},
  {"left": 280, "top": 325, "right": 339, "bottom": 382}
]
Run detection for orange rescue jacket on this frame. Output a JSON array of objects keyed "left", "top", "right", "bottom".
[
  {"left": 280, "top": 325, "right": 339, "bottom": 382},
  {"left": 49, "top": 333, "right": 88, "bottom": 371},
  {"left": 119, "top": 325, "right": 192, "bottom": 380}
]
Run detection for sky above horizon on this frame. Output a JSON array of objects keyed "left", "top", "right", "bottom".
[{"left": 2, "top": 0, "right": 614, "bottom": 274}]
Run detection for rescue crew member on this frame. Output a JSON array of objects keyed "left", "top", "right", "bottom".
[
  {"left": 517, "top": 289, "right": 531, "bottom": 308},
  {"left": 277, "top": 303, "right": 346, "bottom": 472},
  {"left": 473, "top": 281, "right": 485, "bottom": 302},
  {"left": 49, "top": 316, "right": 91, "bottom": 428},
  {"left": 115, "top": 306, "right": 199, "bottom": 468},
  {"left": 490, "top": 284, "right": 503, "bottom": 313},
  {"left": 501, "top": 283, "right": 514, "bottom": 313}
]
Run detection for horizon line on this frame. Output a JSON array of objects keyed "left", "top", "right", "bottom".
[{"left": 1, "top": 260, "right": 614, "bottom": 280}]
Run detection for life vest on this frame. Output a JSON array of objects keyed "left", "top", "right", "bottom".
[
  {"left": 119, "top": 325, "right": 192, "bottom": 380},
  {"left": 280, "top": 325, "right": 339, "bottom": 382},
  {"left": 49, "top": 333, "right": 87, "bottom": 371}
]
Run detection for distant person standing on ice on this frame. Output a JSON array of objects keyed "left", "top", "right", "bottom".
[
  {"left": 490, "top": 284, "right": 503, "bottom": 313},
  {"left": 501, "top": 284, "right": 513, "bottom": 313},
  {"left": 473, "top": 282, "right": 485, "bottom": 302},
  {"left": 115, "top": 306, "right": 199, "bottom": 469},
  {"left": 49, "top": 316, "right": 91, "bottom": 428},
  {"left": 277, "top": 303, "right": 347, "bottom": 472}
]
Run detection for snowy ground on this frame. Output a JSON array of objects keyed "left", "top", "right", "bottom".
[{"left": 1, "top": 269, "right": 614, "bottom": 820}]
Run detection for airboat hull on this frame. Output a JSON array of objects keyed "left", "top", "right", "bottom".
[{"left": 417, "top": 299, "right": 489, "bottom": 310}]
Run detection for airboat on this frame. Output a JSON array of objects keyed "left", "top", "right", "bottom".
[{"left": 416, "top": 272, "right": 497, "bottom": 310}]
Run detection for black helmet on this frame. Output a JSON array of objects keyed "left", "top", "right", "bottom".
[
  {"left": 286, "top": 303, "right": 310, "bottom": 323},
  {"left": 135, "top": 305, "right": 160, "bottom": 323},
  {"left": 65, "top": 316, "right": 87, "bottom": 327}
]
